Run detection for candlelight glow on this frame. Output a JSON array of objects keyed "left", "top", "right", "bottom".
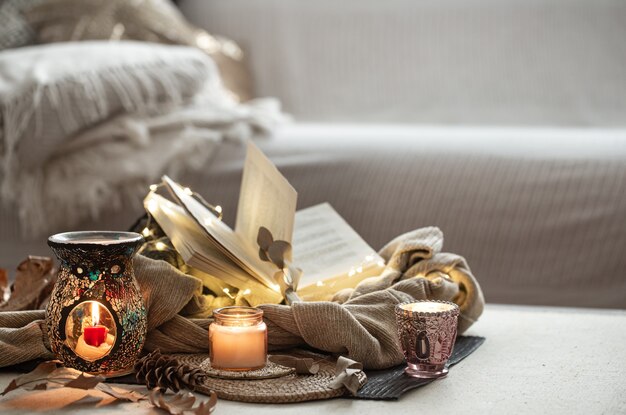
[
  {"left": 401, "top": 302, "right": 456, "bottom": 313},
  {"left": 91, "top": 302, "right": 100, "bottom": 326}
]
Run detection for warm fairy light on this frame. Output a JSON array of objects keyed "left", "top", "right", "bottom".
[
  {"left": 215, "top": 205, "right": 222, "bottom": 214},
  {"left": 242, "top": 289, "right": 251, "bottom": 295},
  {"left": 356, "top": 266, "right": 363, "bottom": 273},
  {"left": 91, "top": 302, "right": 100, "bottom": 326},
  {"left": 155, "top": 242, "right": 167, "bottom": 251},
  {"left": 316, "top": 281, "right": 324, "bottom": 287},
  {"left": 183, "top": 187, "right": 193, "bottom": 196},
  {"left": 149, "top": 184, "right": 158, "bottom": 192},
  {"left": 348, "top": 268, "right": 356, "bottom": 277},
  {"left": 271, "top": 283, "right": 281, "bottom": 292},
  {"left": 365, "top": 254, "right": 374, "bottom": 262},
  {"left": 141, "top": 228, "right": 151, "bottom": 238}
]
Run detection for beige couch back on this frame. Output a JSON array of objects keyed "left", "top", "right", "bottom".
[{"left": 181, "top": 0, "right": 626, "bottom": 126}]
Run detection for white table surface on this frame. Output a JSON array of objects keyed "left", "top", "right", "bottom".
[{"left": 1, "top": 304, "right": 625, "bottom": 414}]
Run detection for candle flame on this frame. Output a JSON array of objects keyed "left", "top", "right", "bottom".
[{"left": 91, "top": 302, "right": 100, "bottom": 326}]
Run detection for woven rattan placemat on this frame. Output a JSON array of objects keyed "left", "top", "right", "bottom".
[
  {"left": 173, "top": 350, "right": 367, "bottom": 403},
  {"left": 105, "top": 336, "right": 484, "bottom": 403},
  {"left": 198, "top": 357, "right": 295, "bottom": 380}
]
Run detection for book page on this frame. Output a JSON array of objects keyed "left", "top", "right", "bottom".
[
  {"left": 161, "top": 175, "right": 279, "bottom": 290},
  {"left": 292, "top": 203, "right": 383, "bottom": 287},
  {"left": 235, "top": 141, "right": 298, "bottom": 248},
  {"left": 145, "top": 192, "right": 283, "bottom": 305}
]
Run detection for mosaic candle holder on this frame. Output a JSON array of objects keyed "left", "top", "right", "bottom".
[
  {"left": 395, "top": 300, "right": 460, "bottom": 379},
  {"left": 46, "top": 231, "right": 147, "bottom": 376}
]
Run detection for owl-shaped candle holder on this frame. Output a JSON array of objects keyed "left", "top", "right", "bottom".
[{"left": 46, "top": 231, "right": 147, "bottom": 377}]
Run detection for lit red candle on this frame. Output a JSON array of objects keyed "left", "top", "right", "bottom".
[{"left": 83, "top": 302, "right": 108, "bottom": 347}]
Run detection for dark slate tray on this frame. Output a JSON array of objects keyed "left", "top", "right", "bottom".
[{"left": 348, "top": 335, "right": 485, "bottom": 400}]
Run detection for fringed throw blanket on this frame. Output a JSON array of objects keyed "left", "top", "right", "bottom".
[
  {"left": 0, "top": 41, "right": 286, "bottom": 236},
  {"left": 0, "top": 227, "right": 484, "bottom": 370}
]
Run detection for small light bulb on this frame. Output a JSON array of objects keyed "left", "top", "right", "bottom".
[
  {"left": 243, "top": 289, "right": 251, "bottom": 295},
  {"left": 215, "top": 205, "right": 222, "bottom": 214},
  {"left": 316, "top": 281, "right": 324, "bottom": 287},
  {"left": 155, "top": 242, "right": 166, "bottom": 251},
  {"left": 356, "top": 266, "right": 363, "bottom": 273},
  {"left": 142, "top": 228, "right": 151, "bottom": 237}
]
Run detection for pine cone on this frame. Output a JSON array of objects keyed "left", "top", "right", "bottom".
[{"left": 135, "top": 349, "right": 207, "bottom": 393}]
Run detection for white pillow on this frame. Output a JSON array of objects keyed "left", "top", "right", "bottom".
[{"left": 0, "top": 40, "right": 216, "bottom": 170}]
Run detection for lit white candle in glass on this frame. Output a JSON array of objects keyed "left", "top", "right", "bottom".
[{"left": 209, "top": 306, "right": 267, "bottom": 371}]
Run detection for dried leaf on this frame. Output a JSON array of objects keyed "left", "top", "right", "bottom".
[
  {"left": 64, "top": 373, "right": 105, "bottom": 390},
  {"left": 0, "top": 256, "right": 57, "bottom": 311},
  {"left": 268, "top": 240, "right": 291, "bottom": 269},
  {"left": 329, "top": 356, "right": 364, "bottom": 395},
  {"left": 0, "top": 268, "right": 9, "bottom": 304},
  {"left": 1, "top": 361, "right": 148, "bottom": 408},
  {"left": 258, "top": 247, "right": 269, "bottom": 262},
  {"left": 149, "top": 389, "right": 217, "bottom": 415},
  {"left": 96, "top": 383, "right": 146, "bottom": 402},
  {"left": 72, "top": 394, "right": 105, "bottom": 406},
  {"left": 269, "top": 355, "right": 320, "bottom": 374},
  {"left": 1, "top": 361, "right": 58, "bottom": 395},
  {"left": 32, "top": 383, "right": 48, "bottom": 391},
  {"left": 257, "top": 227, "right": 273, "bottom": 251}
]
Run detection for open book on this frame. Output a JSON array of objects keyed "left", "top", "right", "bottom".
[{"left": 145, "top": 142, "right": 384, "bottom": 304}]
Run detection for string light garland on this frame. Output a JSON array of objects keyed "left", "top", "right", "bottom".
[{"left": 137, "top": 182, "right": 388, "bottom": 305}]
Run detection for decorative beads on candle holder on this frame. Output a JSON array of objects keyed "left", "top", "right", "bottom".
[
  {"left": 46, "top": 231, "right": 148, "bottom": 377},
  {"left": 209, "top": 306, "right": 267, "bottom": 371}
]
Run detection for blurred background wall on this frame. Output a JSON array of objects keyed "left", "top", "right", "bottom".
[{"left": 180, "top": 0, "right": 626, "bottom": 126}]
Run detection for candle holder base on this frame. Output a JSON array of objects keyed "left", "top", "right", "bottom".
[
  {"left": 199, "top": 357, "right": 294, "bottom": 380},
  {"left": 404, "top": 364, "right": 448, "bottom": 379}
]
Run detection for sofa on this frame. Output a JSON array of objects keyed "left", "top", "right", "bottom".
[{"left": 1, "top": 0, "right": 625, "bottom": 309}]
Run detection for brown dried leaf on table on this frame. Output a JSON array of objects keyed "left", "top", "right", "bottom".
[
  {"left": 269, "top": 355, "right": 320, "bottom": 374},
  {"left": 149, "top": 389, "right": 217, "bottom": 415},
  {"left": 96, "top": 383, "right": 146, "bottom": 402},
  {"left": 64, "top": 373, "right": 106, "bottom": 390},
  {"left": 0, "top": 256, "right": 57, "bottom": 311},
  {"left": 1, "top": 361, "right": 59, "bottom": 395},
  {"left": 2, "top": 361, "right": 147, "bottom": 406},
  {"left": 0, "top": 268, "right": 9, "bottom": 304}
]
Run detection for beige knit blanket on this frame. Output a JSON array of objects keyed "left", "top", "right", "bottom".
[{"left": 0, "top": 227, "right": 483, "bottom": 370}]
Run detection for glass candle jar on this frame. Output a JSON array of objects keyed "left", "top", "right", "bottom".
[{"left": 209, "top": 306, "right": 267, "bottom": 371}]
